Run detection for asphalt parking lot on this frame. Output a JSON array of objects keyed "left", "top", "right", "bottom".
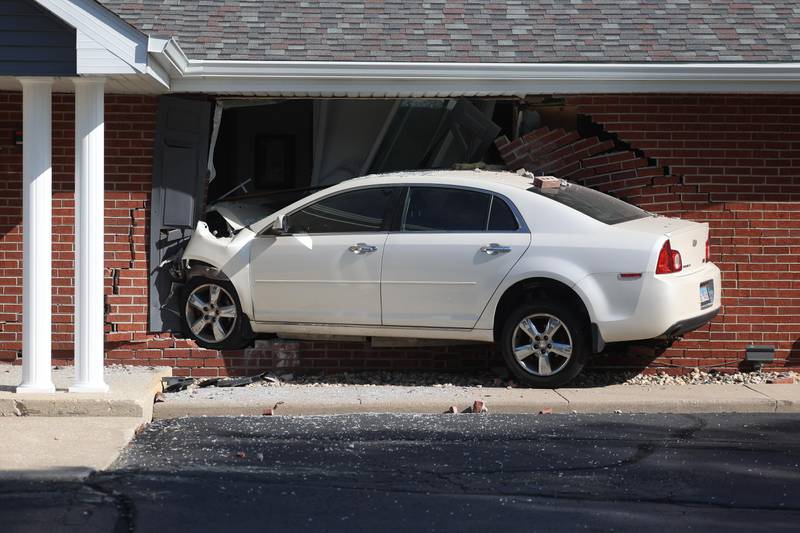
[{"left": 2, "top": 413, "right": 799, "bottom": 532}]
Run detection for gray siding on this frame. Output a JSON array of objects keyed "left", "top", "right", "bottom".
[{"left": 0, "top": 0, "right": 76, "bottom": 76}]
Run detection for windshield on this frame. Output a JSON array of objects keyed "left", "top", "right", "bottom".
[{"left": 528, "top": 183, "right": 648, "bottom": 225}]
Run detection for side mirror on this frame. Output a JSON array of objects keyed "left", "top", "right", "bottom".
[{"left": 264, "top": 215, "right": 288, "bottom": 236}]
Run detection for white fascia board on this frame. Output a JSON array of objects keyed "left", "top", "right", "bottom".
[
  {"left": 169, "top": 60, "right": 800, "bottom": 96},
  {"left": 34, "top": 0, "right": 148, "bottom": 74},
  {"left": 145, "top": 59, "right": 171, "bottom": 90},
  {"left": 147, "top": 37, "right": 188, "bottom": 84}
]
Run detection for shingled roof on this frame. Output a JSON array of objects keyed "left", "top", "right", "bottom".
[{"left": 97, "top": 0, "right": 800, "bottom": 63}]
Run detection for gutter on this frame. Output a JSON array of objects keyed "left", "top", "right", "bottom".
[{"left": 149, "top": 39, "right": 800, "bottom": 95}]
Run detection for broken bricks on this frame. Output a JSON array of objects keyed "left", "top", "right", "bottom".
[
  {"left": 449, "top": 400, "right": 489, "bottom": 414},
  {"left": 262, "top": 401, "right": 285, "bottom": 416},
  {"left": 471, "top": 400, "right": 488, "bottom": 414}
]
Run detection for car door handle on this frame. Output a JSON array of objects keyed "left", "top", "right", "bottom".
[
  {"left": 348, "top": 243, "right": 378, "bottom": 254},
  {"left": 480, "top": 243, "right": 512, "bottom": 255}
]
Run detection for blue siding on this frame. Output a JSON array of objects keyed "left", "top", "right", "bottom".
[{"left": 0, "top": 0, "right": 76, "bottom": 76}]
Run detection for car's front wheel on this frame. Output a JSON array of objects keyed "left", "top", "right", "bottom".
[
  {"left": 181, "top": 277, "right": 249, "bottom": 350},
  {"left": 500, "top": 301, "right": 589, "bottom": 388}
]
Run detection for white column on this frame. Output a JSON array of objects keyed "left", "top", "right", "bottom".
[
  {"left": 70, "top": 78, "right": 108, "bottom": 393},
  {"left": 17, "top": 78, "right": 55, "bottom": 393}
]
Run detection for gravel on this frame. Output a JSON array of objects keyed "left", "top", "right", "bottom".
[{"left": 179, "top": 368, "right": 797, "bottom": 391}]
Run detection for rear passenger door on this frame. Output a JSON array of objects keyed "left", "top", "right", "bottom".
[{"left": 381, "top": 186, "right": 530, "bottom": 328}]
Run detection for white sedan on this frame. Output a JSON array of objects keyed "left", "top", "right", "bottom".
[{"left": 180, "top": 170, "right": 721, "bottom": 387}]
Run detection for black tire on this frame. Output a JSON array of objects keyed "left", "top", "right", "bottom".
[
  {"left": 499, "top": 300, "right": 590, "bottom": 388},
  {"left": 181, "top": 276, "right": 250, "bottom": 350}
]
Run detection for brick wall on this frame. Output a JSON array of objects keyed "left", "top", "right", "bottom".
[
  {"left": 497, "top": 94, "right": 800, "bottom": 372},
  {"left": 0, "top": 91, "right": 157, "bottom": 361},
  {"left": 0, "top": 92, "right": 797, "bottom": 377}
]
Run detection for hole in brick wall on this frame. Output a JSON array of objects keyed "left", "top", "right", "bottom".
[{"left": 111, "top": 269, "right": 120, "bottom": 295}]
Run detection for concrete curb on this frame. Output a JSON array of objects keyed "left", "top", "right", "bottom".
[
  {"left": 0, "top": 365, "right": 171, "bottom": 418},
  {"left": 153, "top": 383, "right": 800, "bottom": 419}
]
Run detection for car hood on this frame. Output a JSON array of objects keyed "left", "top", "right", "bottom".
[{"left": 209, "top": 200, "right": 276, "bottom": 230}]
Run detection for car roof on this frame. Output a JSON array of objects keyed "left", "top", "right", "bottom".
[{"left": 342, "top": 169, "right": 536, "bottom": 192}]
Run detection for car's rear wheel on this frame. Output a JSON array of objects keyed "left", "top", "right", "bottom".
[
  {"left": 182, "top": 277, "right": 249, "bottom": 350},
  {"left": 500, "top": 301, "right": 589, "bottom": 388}
]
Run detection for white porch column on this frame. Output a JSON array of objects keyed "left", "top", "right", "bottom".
[
  {"left": 17, "top": 78, "right": 55, "bottom": 393},
  {"left": 70, "top": 78, "right": 108, "bottom": 393}
]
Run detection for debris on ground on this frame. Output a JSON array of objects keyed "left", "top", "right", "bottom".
[
  {"left": 162, "top": 369, "right": 798, "bottom": 392},
  {"left": 235, "top": 451, "right": 246, "bottom": 459},
  {"left": 620, "top": 369, "right": 797, "bottom": 387},
  {"left": 444, "top": 405, "right": 459, "bottom": 414},
  {"left": 154, "top": 392, "right": 166, "bottom": 403},
  {"left": 462, "top": 400, "right": 487, "bottom": 414},
  {"left": 217, "top": 373, "right": 266, "bottom": 388},
  {"left": 193, "top": 372, "right": 280, "bottom": 390},
  {"left": 539, "top": 407, "right": 553, "bottom": 415},
  {"left": 263, "top": 401, "right": 285, "bottom": 416},
  {"left": 162, "top": 377, "right": 193, "bottom": 393},
  {"left": 767, "top": 375, "right": 796, "bottom": 384}
]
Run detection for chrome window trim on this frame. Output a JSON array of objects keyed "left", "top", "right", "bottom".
[{"left": 257, "top": 181, "right": 530, "bottom": 237}]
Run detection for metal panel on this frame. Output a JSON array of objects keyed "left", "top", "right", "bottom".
[
  {"left": 427, "top": 100, "right": 501, "bottom": 168},
  {"left": 310, "top": 99, "right": 398, "bottom": 186},
  {"left": 149, "top": 96, "right": 212, "bottom": 331},
  {"left": 0, "top": 0, "right": 76, "bottom": 76}
]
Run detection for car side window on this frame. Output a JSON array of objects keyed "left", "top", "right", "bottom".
[
  {"left": 488, "top": 196, "right": 520, "bottom": 231},
  {"left": 287, "top": 187, "right": 396, "bottom": 234},
  {"left": 403, "top": 187, "right": 491, "bottom": 232}
]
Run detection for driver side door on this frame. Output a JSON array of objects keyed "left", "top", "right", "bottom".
[{"left": 249, "top": 186, "right": 401, "bottom": 325}]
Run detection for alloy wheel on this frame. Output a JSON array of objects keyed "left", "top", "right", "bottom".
[
  {"left": 184, "top": 283, "right": 238, "bottom": 344},
  {"left": 511, "top": 313, "right": 573, "bottom": 376}
]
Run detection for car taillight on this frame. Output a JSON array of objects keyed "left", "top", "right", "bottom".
[
  {"left": 705, "top": 239, "right": 711, "bottom": 263},
  {"left": 656, "top": 240, "right": 682, "bottom": 274}
]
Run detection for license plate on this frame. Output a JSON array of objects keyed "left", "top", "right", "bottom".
[{"left": 700, "top": 280, "right": 714, "bottom": 308}]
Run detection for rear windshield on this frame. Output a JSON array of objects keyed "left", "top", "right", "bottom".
[{"left": 528, "top": 183, "right": 648, "bottom": 225}]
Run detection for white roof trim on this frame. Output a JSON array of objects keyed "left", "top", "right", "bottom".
[
  {"left": 34, "top": 0, "right": 148, "bottom": 74},
  {"left": 159, "top": 53, "right": 800, "bottom": 95}
]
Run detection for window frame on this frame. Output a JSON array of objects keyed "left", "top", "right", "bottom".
[
  {"left": 282, "top": 185, "right": 405, "bottom": 236},
  {"left": 399, "top": 184, "right": 528, "bottom": 234}
]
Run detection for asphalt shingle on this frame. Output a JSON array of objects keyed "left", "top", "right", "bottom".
[{"left": 97, "top": 0, "right": 800, "bottom": 62}]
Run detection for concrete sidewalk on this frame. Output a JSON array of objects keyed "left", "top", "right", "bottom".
[
  {"left": 0, "top": 365, "right": 170, "bottom": 480},
  {"left": 153, "top": 382, "right": 800, "bottom": 418}
]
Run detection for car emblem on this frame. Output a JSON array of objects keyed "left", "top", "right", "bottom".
[{"left": 692, "top": 239, "right": 697, "bottom": 247}]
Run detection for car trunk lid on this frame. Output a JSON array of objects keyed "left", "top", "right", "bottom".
[{"left": 618, "top": 216, "right": 709, "bottom": 273}]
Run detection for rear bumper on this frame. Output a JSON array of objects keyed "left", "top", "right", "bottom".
[
  {"left": 661, "top": 307, "right": 720, "bottom": 338},
  {"left": 582, "top": 262, "right": 722, "bottom": 343}
]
